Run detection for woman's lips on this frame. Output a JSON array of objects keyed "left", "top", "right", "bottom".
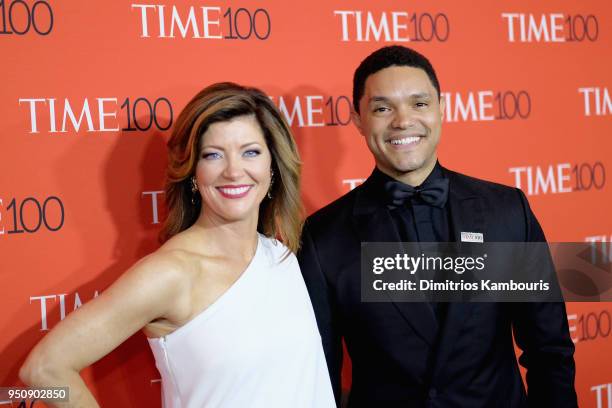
[{"left": 216, "top": 185, "right": 253, "bottom": 199}]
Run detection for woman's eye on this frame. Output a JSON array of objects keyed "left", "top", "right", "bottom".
[
  {"left": 243, "top": 149, "right": 261, "bottom": 158},
  {"left": 202, "top": 152, "right": 221, "bottom": 160}
]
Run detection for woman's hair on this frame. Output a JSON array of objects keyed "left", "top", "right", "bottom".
[{"left": 160, "top": 82, "right": 303, "bottom": 253}]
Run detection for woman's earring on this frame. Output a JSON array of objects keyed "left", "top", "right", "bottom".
[
  {"left": 267, "top": 169, "right": 274, "bottom": 199},
  {"left": 191, "top": 176, "right": 199, "bottom": 204}
]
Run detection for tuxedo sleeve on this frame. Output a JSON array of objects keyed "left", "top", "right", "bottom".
[
  {"left": 511, "top": 189, "right": 578, "bottom": 407},
  {"left": 298, "top": 220, "right": 343, "bottom": 406}
]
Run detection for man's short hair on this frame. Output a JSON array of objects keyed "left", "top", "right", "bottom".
[{"left": 352, "top": 45, "right": 441, "bottom": 113}]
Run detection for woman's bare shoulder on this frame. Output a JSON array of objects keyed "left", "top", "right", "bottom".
[{"left": 128, "top": 241, "right": 198, "bottom": 289}]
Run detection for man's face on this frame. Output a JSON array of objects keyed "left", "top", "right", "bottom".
[{"left": 352, "top": 65, "right": 445, "bottom": 185}]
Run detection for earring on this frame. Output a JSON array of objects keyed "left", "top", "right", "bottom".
[
  {"left": 191, "top": 176, "right": 199, "bottom": 204},
  {"left": 267, "top": 169, "right": 274, "bottom": 199}
]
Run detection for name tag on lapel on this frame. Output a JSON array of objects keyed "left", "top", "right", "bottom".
[{"left": 461, "top": 232, "right": 484, "bottom": 243}]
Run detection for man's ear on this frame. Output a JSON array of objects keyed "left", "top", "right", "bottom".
[
  {"left": 351, "top": 109, "right": 364, "bottom": 136},
  {"left": 438, "top": 94, "right": 445, "bottom": 122}
]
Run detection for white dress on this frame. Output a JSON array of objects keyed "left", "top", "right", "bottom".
[{"left": 147, "top": 234, "right": 336, "bottom": 408}]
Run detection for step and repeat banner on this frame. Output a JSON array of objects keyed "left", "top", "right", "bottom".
[{"left": 1, "top": 1, "right": 611, "bottom": 406}]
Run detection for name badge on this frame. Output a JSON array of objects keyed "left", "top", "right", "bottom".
[{"left": 461, "top": 232, "right": 484, "bottom": 243}]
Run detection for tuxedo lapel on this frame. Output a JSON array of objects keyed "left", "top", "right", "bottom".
[{"left": 351, "top": 176, "right": 438, "bottom": 347}]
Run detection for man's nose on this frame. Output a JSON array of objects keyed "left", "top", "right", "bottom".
[{"left": 391, "top": 107, "right": 416, "bottom": 129}]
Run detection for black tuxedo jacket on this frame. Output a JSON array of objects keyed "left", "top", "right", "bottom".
[{"left": 298, "top": 166, "right": 577, "bottom": 408}]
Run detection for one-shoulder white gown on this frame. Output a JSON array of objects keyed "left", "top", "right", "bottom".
[{"left": 148, "top": 234, "right": 335, "bottom": 408}]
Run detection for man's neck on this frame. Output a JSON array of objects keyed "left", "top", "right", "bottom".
[{"left": 379, "top": 159, "right": 437, "bottom": 187}]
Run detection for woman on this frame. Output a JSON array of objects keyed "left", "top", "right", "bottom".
[{"left": 20, "top": 83, "right": 336, "bottom": 407}]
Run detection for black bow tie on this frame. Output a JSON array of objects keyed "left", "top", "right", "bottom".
[{"left": 384, "top": 178, "right": 449, "bottom": 208}]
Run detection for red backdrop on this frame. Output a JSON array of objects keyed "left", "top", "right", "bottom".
[{"left": 1, "top": 1, "right": 611, "bottom": 406}]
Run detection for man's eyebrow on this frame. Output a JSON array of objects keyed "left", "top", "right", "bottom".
[
  {"left": 368, "top": 93, "right": 432, "bottom": 104},
  {"left": 410, "top": 92, "right": 433, "bottom": 99},
  {"left": 368, "top": 96, "right": 393, "bottom": 104}
]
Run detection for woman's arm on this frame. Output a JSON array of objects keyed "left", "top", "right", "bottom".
[{"left": 19, "top": 253, "right": 187, "bottom": 407}]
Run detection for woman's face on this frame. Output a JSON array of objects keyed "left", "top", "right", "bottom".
[{"left": 194, "top": 114, "right": 272, "bottom": 225}]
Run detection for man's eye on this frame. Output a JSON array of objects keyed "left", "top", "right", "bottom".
[
  {"left": 374, "top": 107, "right": 390, "bottom": 113},
  {"left": 202, "top": 152, "right": 222, "bottom": 160},
  {"left": 415, "top": 102, "right": 429, "bottom": 108},
  {"left": 243, "top": 150, "right": 261, "bottom": 158}
]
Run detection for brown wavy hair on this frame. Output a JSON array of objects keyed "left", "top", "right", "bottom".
[{"left": 160, "top": 82, "right": 303, "bottom": 253}]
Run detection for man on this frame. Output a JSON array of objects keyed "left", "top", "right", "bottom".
[{"left": 297, "top": 46, "right": 577, "bottom": 407}]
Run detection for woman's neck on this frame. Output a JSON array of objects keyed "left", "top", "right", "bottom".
[{"left": 189, "top": 213, "right": 259, "bottom": 261}]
